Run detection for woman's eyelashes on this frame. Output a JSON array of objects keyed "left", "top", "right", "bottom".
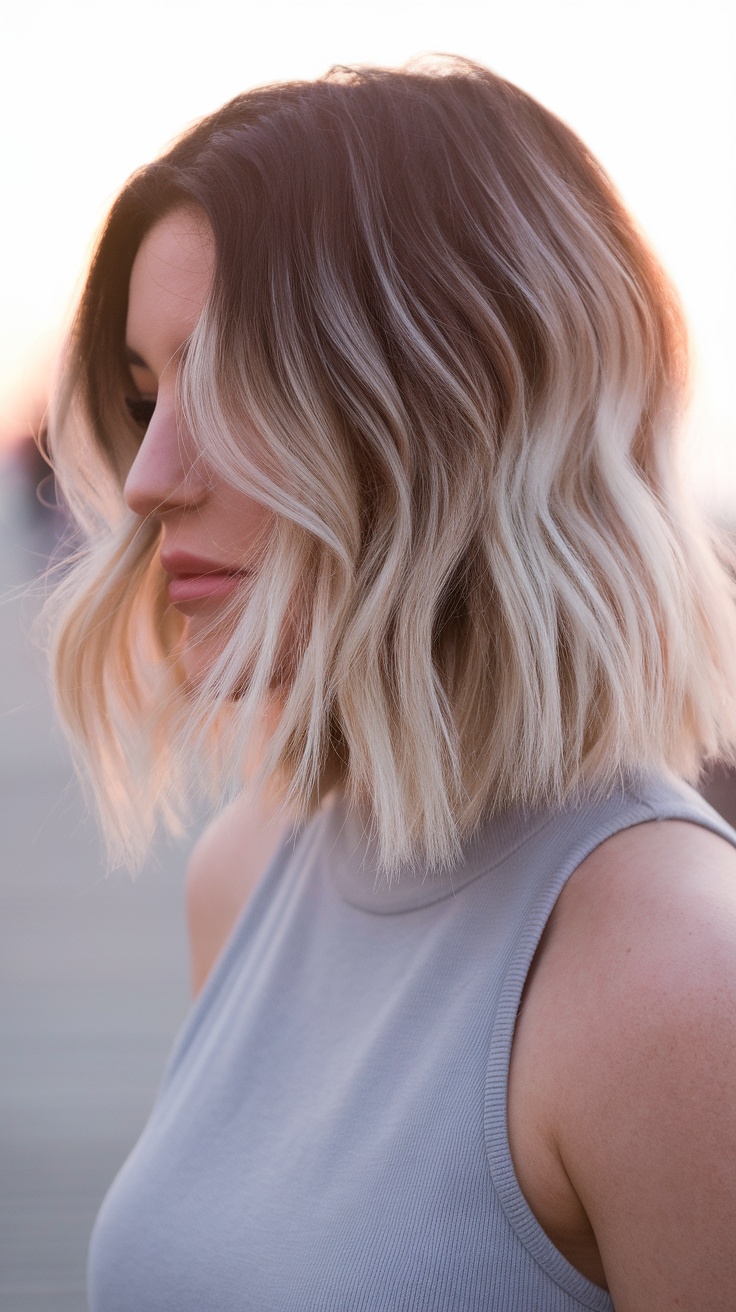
[{"left": 125, "top": 396, "right": 157, "bottom": 430}]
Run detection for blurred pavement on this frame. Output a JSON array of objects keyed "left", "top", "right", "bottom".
[{"left": 0, "top": 478, "right": 194, "bottom": 1312}]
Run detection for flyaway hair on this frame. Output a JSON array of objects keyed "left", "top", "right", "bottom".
[{"left": 45, "top": 55, "right": 736, "bottom": 875}]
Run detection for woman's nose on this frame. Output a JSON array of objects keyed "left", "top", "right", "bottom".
[{"left": 123, "top": 398, "right": 209, "bottom": 517}]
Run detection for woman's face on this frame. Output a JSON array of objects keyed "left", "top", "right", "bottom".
[{"left": 124, "top": 207, "right": 275, "bottom": 684}]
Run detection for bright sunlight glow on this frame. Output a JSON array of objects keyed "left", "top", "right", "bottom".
[{"left": 2, "top": 0, "right": 734, "bottom": 512}]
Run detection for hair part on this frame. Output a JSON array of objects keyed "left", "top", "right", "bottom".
[{"left": 45, "top": 55, "right": 736, "bottom": 875}]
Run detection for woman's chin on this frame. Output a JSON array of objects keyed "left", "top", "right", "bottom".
[{"left": 174, "top": 613, "right": 294, "bottom": 701}]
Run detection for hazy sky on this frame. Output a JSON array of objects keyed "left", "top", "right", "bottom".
[{"left": 2, "top": 0, "right": 734, "bottom": 508}]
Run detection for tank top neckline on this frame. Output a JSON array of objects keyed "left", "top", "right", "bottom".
[{"left": 321, "top": 791, "right": 556, "bottom": 914}]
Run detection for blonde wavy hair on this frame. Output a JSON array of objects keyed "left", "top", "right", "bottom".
[{"left": 45, "top": 56, "right": 736, "bottom": 876}]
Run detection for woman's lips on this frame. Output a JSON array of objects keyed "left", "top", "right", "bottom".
[
  {"left": 167, "top": 572, "right": 248, "bottom": 605},
  {"left": 161, "top": 550, "right": 250, "bottom": 608}
]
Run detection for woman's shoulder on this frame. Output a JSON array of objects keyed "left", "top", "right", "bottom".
[
  {"left": 554, "top": 808, "right": 736, "bottom": 941},
  {"left": 539, "top": 817, "right": 736, "bottom": 1128},
  {"left": 551, "top": 815, "right": 736, "bottom": 1003},
  {"left": 185, "top": 792, "right": 295, "bottom": 997},
  {"left": 515, "top": 816, "right": 736, "bottom": 1305}
]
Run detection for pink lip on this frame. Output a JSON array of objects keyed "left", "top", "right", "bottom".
[
  {"left": 160, "top": 550, "right": 249, "bottom": 607},
  {"left": 160, "top": 549, "right": 243, "bottom": 575},
  {"left": 167, "top": 573, "right": 246, "bottom": 604}
]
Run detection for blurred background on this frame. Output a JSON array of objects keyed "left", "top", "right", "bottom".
[{"left": 1, "top": 1, "right": 734, "bottom": 1308}]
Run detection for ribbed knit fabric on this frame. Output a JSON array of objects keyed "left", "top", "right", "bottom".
[{"left": 88, "top": 773, "right": 736, "bottom": 1310}]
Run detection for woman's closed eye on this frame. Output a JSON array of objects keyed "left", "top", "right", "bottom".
[{"left": 126, "top": 396, "right": 157, "bottom": 430}]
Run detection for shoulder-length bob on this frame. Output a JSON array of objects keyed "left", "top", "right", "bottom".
[{"left": 46, "top": 55, "right": 736, "bottom": 875}]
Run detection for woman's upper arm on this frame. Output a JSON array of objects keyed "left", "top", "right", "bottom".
[
  {"left": 185, "top": 793, "right": 293, "bottom": 997},
  {"left": 550, "top": 821, "right": 736, "bottom": 1310}
]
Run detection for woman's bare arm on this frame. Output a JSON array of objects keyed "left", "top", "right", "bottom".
[{"left": 521, "top": 819, "right": 736, "bottom": 1309}]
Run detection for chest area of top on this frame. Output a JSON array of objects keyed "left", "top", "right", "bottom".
[{"left": 185, "top": 876, "right": 513, "bottom": 1115}]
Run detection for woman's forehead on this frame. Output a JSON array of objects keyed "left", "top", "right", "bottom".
[{"left": 125, "top": 209, "right": 215, "bottom": 371}]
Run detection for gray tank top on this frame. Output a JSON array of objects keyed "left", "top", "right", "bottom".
[{"left": 88, "top": 772, "right": 736, "bottom": 1310}]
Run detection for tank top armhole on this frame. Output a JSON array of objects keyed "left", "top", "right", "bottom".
[{"left": 483, "top": 777, "right": 736, "bottom": 1311}]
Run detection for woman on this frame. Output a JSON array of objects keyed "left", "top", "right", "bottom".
[{"left": 46, "top": 57, "right": 736, "bottom": 1309}]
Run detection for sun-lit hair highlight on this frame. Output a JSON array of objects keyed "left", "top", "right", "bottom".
[{"left": 44, "top": 56, "right": 736, "bottom": 875}]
